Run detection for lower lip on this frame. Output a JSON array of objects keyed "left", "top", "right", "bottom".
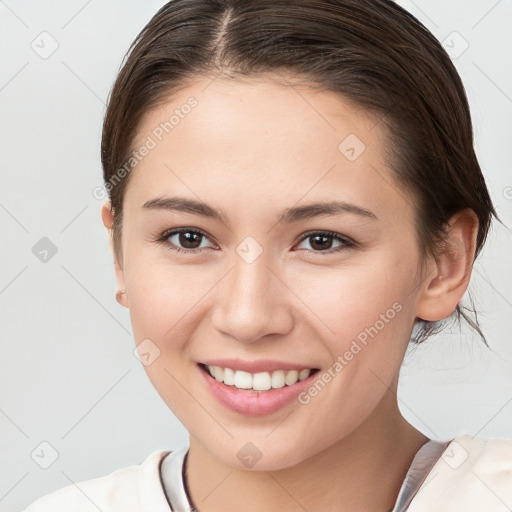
[{"left": 197, "top": 364, "right": 319, "bottom": 416}]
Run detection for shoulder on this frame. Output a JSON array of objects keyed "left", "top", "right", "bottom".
[
  {"left": 408, "top": 434, "right": 512, "bottom": 512},
  {"left": 23, "top": 450, "right": 172, "bottom": 512}
]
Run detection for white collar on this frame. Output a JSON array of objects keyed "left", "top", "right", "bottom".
[{"left": 160, "top": 439, "right": 449, "bottom": 511}]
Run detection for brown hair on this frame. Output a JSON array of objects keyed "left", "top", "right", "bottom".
[{"left": 101, "top": 0, "right": 500, "bottom": 346}]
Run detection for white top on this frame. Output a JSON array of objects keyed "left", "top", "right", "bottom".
[
  {"left": 23, "top": 434, "right": 512, "bottom": 512},
  {"left": 159, "top": 439, "right": 449, "bottom": 511}
]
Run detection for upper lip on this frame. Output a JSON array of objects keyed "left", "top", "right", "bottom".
[{"left": 200, "top": 358, "right": 318, "bottom": 374}]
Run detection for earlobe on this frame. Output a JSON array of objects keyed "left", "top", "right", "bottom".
[
  {"left": 415, "top": 208, "right": 479, "bottom": 322},
  {"left": 115, "top": 289, "right": 127, "bottom": 305},
  {"left": 101, "top": 201, "right": 129, "bottom": 308},
  {"left": 101, "top": 200, "right": 114, "bottom": 231}
]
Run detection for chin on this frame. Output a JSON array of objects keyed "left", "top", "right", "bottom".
[{"left": 211, "top": 437, "right": 318, "bottom": 472}]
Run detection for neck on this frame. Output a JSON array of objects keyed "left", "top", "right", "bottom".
[{"left": 185, "top": 388, "right": 429, "bottom": 512}]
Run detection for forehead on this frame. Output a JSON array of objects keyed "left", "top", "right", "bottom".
[
  {"left": 126, "top": 75, "right": 413, "bottom": 224},
  {"left": 134, "top": 74, "right": 382, "bottom": 156}
]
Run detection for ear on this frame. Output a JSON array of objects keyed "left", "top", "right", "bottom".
[
  {"left": 101, "top": 200, "right": 128, "bottom": 308},
  {"left": 416, "top": 208, "right": 479, "bottom": 322}
]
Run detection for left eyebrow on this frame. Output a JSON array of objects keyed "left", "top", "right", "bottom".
[{"left": 279, "top": 201, "right": 378, "bottom": 223}]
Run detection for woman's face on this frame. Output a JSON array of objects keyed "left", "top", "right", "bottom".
[{"left": 107, "top": 74, "right": 431, "bottom": 470}]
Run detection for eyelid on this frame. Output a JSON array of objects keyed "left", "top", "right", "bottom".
[{"left": 295, "top": 230, "right": 355, "bottom": 245}]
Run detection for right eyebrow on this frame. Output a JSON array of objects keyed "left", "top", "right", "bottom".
[{"left": 142, "top": 196, "right": 227, "bottom": 223}]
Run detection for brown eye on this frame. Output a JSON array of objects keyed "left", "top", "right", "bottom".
[
  {"left": 157, "top": 228, "right": 216, "bottom": 253},
  {"left": 175, "top": 231, "right": 203, "bottom": 249},
  {"left": 295, "top": 231, "right": 355, "bottom": 254}
]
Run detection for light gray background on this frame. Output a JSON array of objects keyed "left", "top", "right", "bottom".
[{"left": 1, "top": 1, "right": 511, "bottom": 511}]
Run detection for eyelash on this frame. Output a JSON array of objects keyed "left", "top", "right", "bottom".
[{"left": 154, "top": 227, "right": 356, "bottom": 255}]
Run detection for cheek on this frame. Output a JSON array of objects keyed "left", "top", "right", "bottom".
[
  {"left": 289, "top": 253, "right": 415, "bottom": 375},
  {"left": 124, "top": 253, "right": 202, "bottom": 419},
  {"left": 293, "top": 257, "right": 407, "bottom": 329},
  {"left": 124, "top": 250, "right": 207, "bottom": 341}
]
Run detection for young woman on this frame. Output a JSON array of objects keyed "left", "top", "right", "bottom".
[{"left": 24, "top": 0, "right": 512, "bottom": 510}]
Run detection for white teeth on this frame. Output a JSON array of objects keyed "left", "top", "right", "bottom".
[
  {"left": 213, "top": 365, "right": 224, "bottom": 382},
  {"left": 299, "top": 369, "right": 311, "bottom": 381},
  {"left": 205, "top": 365, "right": 313, "bottom": 391},
  {"left": 223, "top": 367, "right": 235, "bottom": 386},
  {"left": 271, "top": 370, "right": 285, "bottom": 389},
  {"left": 284, "top": 370, "right": 299, "bottom": 386},
  {"left": 233, "top": 370, "right": 253, "bottom": 389},
  {"left": 252, "top": 372, "right": 272, "bottom": 391}
]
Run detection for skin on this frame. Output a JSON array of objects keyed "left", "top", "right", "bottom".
[{"left": 101, "top": 73, "right": 478, "bottom": 511}]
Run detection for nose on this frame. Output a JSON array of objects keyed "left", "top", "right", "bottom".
[{"left": 210, "top": 250, "right": 294, "bottom": 344}]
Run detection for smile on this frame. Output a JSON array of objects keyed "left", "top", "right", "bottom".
[{"left": 197, "top": 362, "right": 321, "bottom": 416}]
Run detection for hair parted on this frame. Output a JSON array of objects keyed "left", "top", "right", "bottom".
[{"left": 101, "top": 0, "right": 500, "bottom": 346}]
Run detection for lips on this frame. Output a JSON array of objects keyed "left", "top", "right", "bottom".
[{"left": 197, "top": 361, "right": 321, "bottom": 416}]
